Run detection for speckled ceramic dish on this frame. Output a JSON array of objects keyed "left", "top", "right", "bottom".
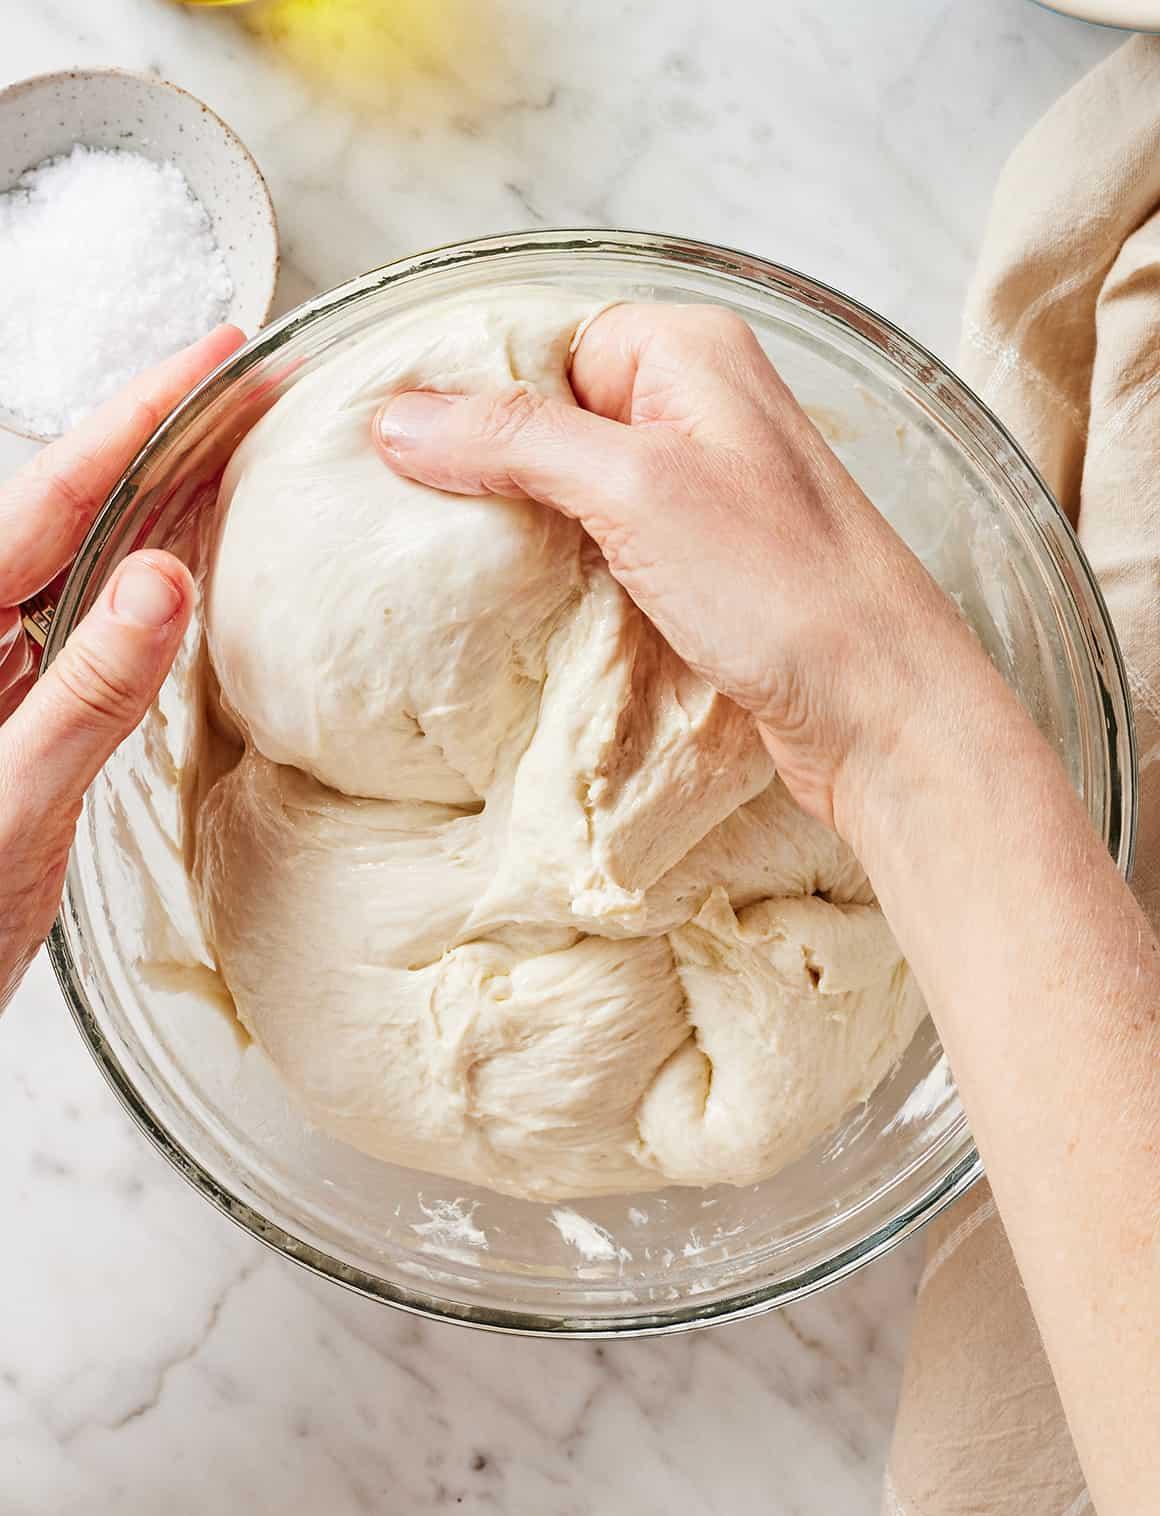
[{"left": 0, "top": 67, "right": 278, "bottom": 440}]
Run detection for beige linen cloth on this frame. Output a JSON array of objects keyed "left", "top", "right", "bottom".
[{"left": 883, "top": 35, "right": 1160, "bottom": 1516}]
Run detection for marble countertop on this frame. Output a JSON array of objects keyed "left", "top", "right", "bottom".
[{"left": 0, "top": 3, "right": 1117, "bottom": 1512}]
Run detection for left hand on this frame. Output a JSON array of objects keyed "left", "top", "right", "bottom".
[{"left": 0, "top": 325, "right": 244, "bottom": 1013}]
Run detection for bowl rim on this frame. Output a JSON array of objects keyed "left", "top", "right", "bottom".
[
  {"left": 0, "top": 64, "right": 280, "bottom": 443},
  {"left": 43, "top": 227, "right": 1137, "bottom": 1336}
]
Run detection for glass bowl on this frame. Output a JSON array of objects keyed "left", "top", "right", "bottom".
[{"left": 43, "top": 230, "right": 1135, "bottom": 1336}]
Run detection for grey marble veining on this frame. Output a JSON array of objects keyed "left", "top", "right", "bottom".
[{"left": 0, "top": 2, "right": 1117, "bottom": 1511}]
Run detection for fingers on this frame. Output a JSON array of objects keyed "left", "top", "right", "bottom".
[
  {"left": 376, "top": 386, "right": 657, "bottom": 529},
  {"left": 0, "top": 324, "right": 245, "bottom": 607},
  {"left": 0, "top": 550, "right": 193, "bottom": 831},
  {"left": 571, "top": 303, "right": 786, "bottom": 433},
  {"left": 375, "top": 303, "right": 792, "bottom": 533}
]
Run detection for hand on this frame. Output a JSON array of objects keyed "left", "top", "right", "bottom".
[
  {"left": 377, "top": 303, "right": 1160, "bottom": 1515},
  {"left": 0, "top": 326, "right": 244, "bottom": 1012},
  {"left": 374, "top": 303, "right": 999, "bottom": 836}
]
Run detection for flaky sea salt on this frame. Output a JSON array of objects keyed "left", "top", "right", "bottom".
[{"left": 0, "top": 144, "right": 234, "bottom": 437}]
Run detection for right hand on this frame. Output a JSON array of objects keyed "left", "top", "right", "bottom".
[
  {"left": 374, "top": 303, "right": 1003, "bottom": 836},
  {"left": 375, "top": 304, "right": 1160, "bottom": 1516}
]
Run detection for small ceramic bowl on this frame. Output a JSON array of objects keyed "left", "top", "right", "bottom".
[{"left": 0, "top": 67, "right": 279, "bottom": 440}]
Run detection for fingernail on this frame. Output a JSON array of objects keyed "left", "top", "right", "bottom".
[
  {"left": 109, "top": 557, "right": 183, "bottom": 629},
  {"left": 377, "top": 391, "right": 459, "bottom": 452}
]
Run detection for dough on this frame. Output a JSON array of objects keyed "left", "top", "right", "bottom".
[{"left": 191, "top": 287, "right": 925, "bottom": 1201}]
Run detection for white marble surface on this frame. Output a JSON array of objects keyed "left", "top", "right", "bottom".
[{"left": 0, "top": 2, "right": 1119, "bottom": 1512}]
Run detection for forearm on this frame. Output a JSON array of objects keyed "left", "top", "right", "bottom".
[{"left": 844, "top": 656, "right": 1160, "bottom": 1513}]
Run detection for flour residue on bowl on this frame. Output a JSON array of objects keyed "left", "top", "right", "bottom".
[
  {"left": 549, "top": 1207, "right": 631, "bottom": 1263},
  {"left": 682, "top": 1221, "right": 746, "bottom": 1259},
  {"left": 885, "top": 1055, "right": 955, "bottom": 1132},
  {"left": 411, "top": 1196, "right": 488, "bottom": 1250}
]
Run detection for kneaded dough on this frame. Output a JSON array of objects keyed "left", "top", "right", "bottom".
[{"left": 191, "top": 287, "right": 925, "bottom": 1201}]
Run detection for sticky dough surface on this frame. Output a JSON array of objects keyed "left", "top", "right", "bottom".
[{"left": 192, "top": 288, "right": 925, "bottom": 1201}]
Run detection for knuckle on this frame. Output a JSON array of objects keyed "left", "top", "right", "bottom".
[
  {"left": 479, "top": 388, "right": 547, "bottom": 447},
  {"left": 54, "top": 640, "right": 142, "bottom": 728},
  {"left": 673, "top": 305, "right": 756, "bottom": 352}
]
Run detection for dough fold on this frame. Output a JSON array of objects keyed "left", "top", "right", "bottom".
[{"left": 191, "top": 287, "right": 925, "bottom": 1200}]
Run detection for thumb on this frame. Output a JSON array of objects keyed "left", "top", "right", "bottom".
[
  {"left": 375, "top": 387, "right": 660, "bottom": 533},
  {"left": 2, "top": 550, "right": 192, "bottom": 830}
]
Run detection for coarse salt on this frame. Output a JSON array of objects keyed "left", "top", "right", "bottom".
[{"left": 0, "top": 144, "right": 235, "bottom": 437}]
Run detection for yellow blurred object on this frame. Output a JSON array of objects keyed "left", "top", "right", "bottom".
[
  {"left": 176, "top": 2, "right": 259, "bottom": 8},
  {"left": 245, "top": 0, "right": 499, "bottom": 116}
]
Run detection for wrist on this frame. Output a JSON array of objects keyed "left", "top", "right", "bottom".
[{"left": 832, "top": 643, "right": 1040, "bottom": 875}]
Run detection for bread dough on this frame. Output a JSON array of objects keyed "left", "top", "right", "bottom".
[{"left": 191, "top": 287, "right": 925, "bottom": 1201}]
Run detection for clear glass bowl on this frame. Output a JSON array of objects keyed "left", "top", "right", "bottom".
[{"left": 44, "top": 230, "right": 1135, "bottom": 1336}]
